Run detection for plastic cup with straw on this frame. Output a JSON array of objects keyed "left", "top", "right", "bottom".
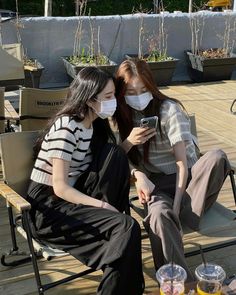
[
  {"left": 195, "top": 260, "right": 226, "bottom": 295},
  {"left": 184, "top": 242, "right": 226, "bottom": 295},
  {"left": 156, "top": 246, "right": 187, "bottom": 295}
]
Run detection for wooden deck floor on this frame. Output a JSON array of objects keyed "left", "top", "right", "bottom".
[{"left": 1, "top": 80, "right": 236, "bottom": 294}]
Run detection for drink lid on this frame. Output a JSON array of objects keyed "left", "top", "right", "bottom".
[
  {"left": 195, "top": 263, "right": 226, "bottom": 283},
  {"left": 156, "top": 263, "right": 187, "bottom": 283}
]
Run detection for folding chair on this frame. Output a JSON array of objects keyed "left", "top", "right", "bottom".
[
  {"left": 17, "top": 87, "right": 69, "bottom": 131},
  {"left": 230, "top": 99, "right": 236, "bottom": 115},
  {"left": 129, "top": 114, "right": 236, "bottom": 257},
  {"left": 0, "top": 131, "right": 95, "bottom": 295},
  {"left": 0, "top": 87, "right": 18, "bottom": 133},
  {"left": 0, "top": 87, "right": 5, "bottom": 133},
  {"left": 185, "top": 114, "right": 236, "bottom": 255}
]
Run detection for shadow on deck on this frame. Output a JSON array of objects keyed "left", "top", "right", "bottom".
[{"left": 1, "top": 80, "right": 236, "bottom": 294}]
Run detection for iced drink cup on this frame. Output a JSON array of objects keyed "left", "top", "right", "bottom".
[
  {"left": 156, "top": 263, "right": 187, "bottom": 295},
  {"left": 195, "top": 263, "right": 226, "bottom": 295}
]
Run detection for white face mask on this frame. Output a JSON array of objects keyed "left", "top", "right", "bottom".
[
  {"left": 94, "top": 97, "right": 117, "bottom": 119},
  {"left": 124, "top": 92, "right": 153, "bottom": 111}
]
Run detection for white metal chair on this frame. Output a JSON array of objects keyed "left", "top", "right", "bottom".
[{"left": 0, "top": 131, "right": 95, "bottom": 295}]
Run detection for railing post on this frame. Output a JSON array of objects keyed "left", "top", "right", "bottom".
[
  {"left": 189, "top": 0, "right": 193, "bottom": 13},
  {"left": 44, "top": 0, "right": 52, "bottom": 17}
]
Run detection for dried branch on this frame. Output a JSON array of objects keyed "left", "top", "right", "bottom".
[
  {"left": 73, "top": 0, "right": 87, "bottom": 56},
  {"left": 0, "top": 15, "right": 2, "bottom": 46},
  {"left": 190, "top": 11, "right": 236, "bottom": 58},
  {"left": 97, "top": 25, "right": 101, "bottom": 57},
  {"left": 88, "top": 13, "right": 95, "bottom": 57},
  {"left": 138, "top": 14, "right": 144, "bottom": 59},
  {"left": 189, "top": 12, "right": 205, "bottom": 55}
]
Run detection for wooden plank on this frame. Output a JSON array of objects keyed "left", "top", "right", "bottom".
[
  {"left": 1, "top": 81, "right": 236, "bottom": 294},
  {"left": 161, "top": 81, "right": 236, "bottom": 165},
  {"left": 0, "top": 183, "right": 31, "bottom": 212},
  {"left": 4, "top": 99, "right": 19, "bottom": 121},
  {"left": 24, "top": 65, "right": 38, "bottom": 72}
]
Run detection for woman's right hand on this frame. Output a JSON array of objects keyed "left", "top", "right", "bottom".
[
  {"left": 134, "top": 171, "right": 155, "bottom": 205},
  {"left": 127, "top": 127, "right": 156, "bottom": 146}
]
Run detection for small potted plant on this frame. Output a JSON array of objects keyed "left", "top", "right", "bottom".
[
  {"left": 125, "top": 13, "right": 178, "bottom": 86},
  {"left": 62, "top": 46, "right": 117, "bottom": 83},
  {"left": 61, "top": 0, "right": 117, "bottom": 82},
  {"left": 23, "top": 56, "right": 44, "bottom": 88},
  {"left": 0, "top": 1, "right": 44, "bottom": 88},
  {"left": 186, "top": 11, "right": 236, "bottom": 82},
  {"left": 125, "top": 51, "right": 178, "bottom": 87}
]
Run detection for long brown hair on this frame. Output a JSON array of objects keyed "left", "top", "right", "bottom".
[{"left": 114, "top": 59, "right": 184, "bottom": 165}]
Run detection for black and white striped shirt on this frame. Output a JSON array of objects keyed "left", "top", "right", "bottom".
[{"left": 31, "top": 116, "right": 93, "bottom": 186}]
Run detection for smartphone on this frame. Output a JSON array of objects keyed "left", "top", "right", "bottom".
[{"left": 140, "top": 116, "right": 158, "bottom": 129}]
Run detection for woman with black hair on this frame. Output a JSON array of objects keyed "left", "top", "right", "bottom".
[{"left": 26, "top": 67, "right": 144, "bottom": 295}]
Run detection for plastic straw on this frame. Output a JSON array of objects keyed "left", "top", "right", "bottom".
[{"left": 183, "top": 241, "right": 207, "bottom": 267}]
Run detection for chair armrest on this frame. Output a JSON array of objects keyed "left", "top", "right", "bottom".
[{"left": 0, "top": 182, "right": 31, "bottom": 212}]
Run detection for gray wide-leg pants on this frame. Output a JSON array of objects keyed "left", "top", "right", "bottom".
[{"left": 143, "top": 149, "right": 231, "bottom": 281}]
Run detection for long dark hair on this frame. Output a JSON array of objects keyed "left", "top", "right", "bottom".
[
  {"left": 114, "top": 59, "right": 185, "bottom": 165},
  {"left": 34, "top": 67, "right": 116, "bottom": 157}
]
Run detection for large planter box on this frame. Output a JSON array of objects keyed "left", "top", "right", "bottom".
[
  {"left": 0, "top": 45, "right": 44, "bottom": 89},
  {"left": 125, "top": 54, "right": 179, "bottom": 86},
  {"left": 186, "top": 51, "right": 236, "bottom": 82},
  {"left": 62, "top": 56, "right": 118, "bottom": 83}
]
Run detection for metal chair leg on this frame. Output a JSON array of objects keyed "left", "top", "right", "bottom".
[
  {"left": 229, "top": 169, "right": 236, "bottom": 205},
  {"left": 22, "top": 210, "right": 44, "bottom": 295},
  {"left": 1, "top": 202, "right": 32, "bottom": 266},
  {"left": 22, "top": 210, "right": 97, "bottom": 295},
  {"left": 230, "top": 99, "right": 236, "bottom": 114}
]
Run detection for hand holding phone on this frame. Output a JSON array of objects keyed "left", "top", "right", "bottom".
[{"left": 140, "top": 116, "right": 158, "bottom": 129}]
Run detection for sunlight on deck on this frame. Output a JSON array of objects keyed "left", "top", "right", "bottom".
[{"left": 1, "top": 81, "right": 236, "bottom": 294}]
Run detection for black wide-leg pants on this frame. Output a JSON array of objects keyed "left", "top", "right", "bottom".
[{"left": 27, "top": 144, "right": 144, "bottom": 295}]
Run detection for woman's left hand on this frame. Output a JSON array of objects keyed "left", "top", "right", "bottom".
[
  {"left": 127, "top": 127, "right": 156, "bottom": 146},
  {"left": 120, "top": 127, "right": 156, "bottom": 153}
]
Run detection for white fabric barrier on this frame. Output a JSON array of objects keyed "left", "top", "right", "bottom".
[{"left": 1, "top": 12, "right": 236, "bottom": 87}]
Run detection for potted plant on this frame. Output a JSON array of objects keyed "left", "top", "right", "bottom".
[
  {"left": 0, "top": 1, "right": 44, "bottom": 89},
  {"left": 23, "top": 57, "right": 44, "bottom": 88},
  {"left": 61, "top": 1, "right": 117, "bottom": 83},
  {"left": 186, "top": 12, "right": 236, "bottom": 82},
  {"left": 62, "top": 47, "right": 117, "bottom": 83},
  {"left": 125, "top": 13, "right": 179, "bottom": 86},
  {"left": 125, "top": 52, "right": 179, "bottom": 86}
]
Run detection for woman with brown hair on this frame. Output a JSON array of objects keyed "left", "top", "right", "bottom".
[{"left": 114, "top": 59, "right": 230, "bottom": 280}]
